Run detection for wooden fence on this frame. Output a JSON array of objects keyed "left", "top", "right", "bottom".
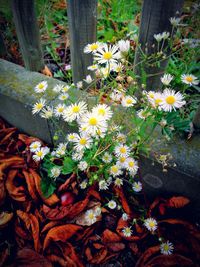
[{"left": 1, "top": 0, "right": 199, "bottom": 127}]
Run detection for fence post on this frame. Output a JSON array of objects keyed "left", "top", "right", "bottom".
[
  {"left": 193, "top": 105, "right": 200, "bottom": 129},
  {"left": 67, "top": 0, "right": 97, "bottom": 85},
  {"left": 11, "top": 0, "right": 45, "bottom": 72},
  {"left": 0, "top": 31, "right": 7, "bottom": 58},
  {"left": 134, "top": 0, "right": 184, "bottom": 93}
]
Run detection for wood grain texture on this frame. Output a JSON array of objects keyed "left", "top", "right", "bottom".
[
  {"left": 134, "top": 0, "right": 184, "bottom": 93},
  {"left": 11, "top": 0, "right": 44, "bottom": 71},
  {"left": 67, "top": 0, "right": 97, "bottom": 85}
]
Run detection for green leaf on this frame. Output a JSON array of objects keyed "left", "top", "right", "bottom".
[
  {"left": 41, "top": 174, "right": 56, "bottom": 198},
  {"left": 62, "top": 157, "right": 75, "bottom": 175}
]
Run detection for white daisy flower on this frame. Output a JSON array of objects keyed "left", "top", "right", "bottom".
[
  {"left": 110, "top": 90, "right": 123, "bottom": 102},
  {"left": 148, "top": 92, "right": 163, "bottom": 108},
  {"left": 34, "top": 81, "right": 48, "bottom": 93},
  {"left": 32, "top": 146, "right": 49, "bottom": 162},
  {"left": 76, "top": 81, "right": 83, "bottom": 89},
  {"left": 85, "top": 209, "right": 97, "bottom": 224},
  {"left": 122, "top": 213, "right": 129, "bottom": 221},
  {"left": 80, "top": 179, "right": 88, "bottom": 189},
  {"left": 154, "top": 33, "right": 163, "bottom": 42},
  {"left": 54, "top": 103, "right": 66, "bottom": 117},
  {"left": 114, "top": 178, "right": 123, "bottom": 187},
  {"left": 40, "top": 106, "right": 54, "bottom": 119},
  {"left": 78, "top": 161, "right": 88, "bottom": 171},
  {"left": 161, "top": 74, "right": 173, "bottom": 86},
  {"left": 108, "top": 200, "right": 117, "bottom": 209},
  {"left": 121, "top": 95, "right": 137, "bottom": 107},
  {"left": 53, "top": 84, "right": 63, "bottom": 93},
  {"left": 122, "top": 227, "right": 132, "bottom": 237},
  {"left": 55, "top": 143, "right": 67, "bottom": 157},
  {"left": 67, "top": 133, "right": 79, "bottom": 142},
  {"left": 62, "top": 85, "right": 70, "bottom": 93},
  {"left": 161, "top": 88, "right": 186, "bottom": 112},
  {"left": 79, "top": 112, "right": 107, "bottom": 137},
  {"left": 63, "top": 101, "right": 87, "bottom": 122},
  {"left": 73, "top": 134, "right": 92, "bottom": 151},
  {"left": 30, "top": 141, "right": 41, "bottom": 152},
  {"left": 181, "top": 74, "right": 199, "bottom": 86},
  {"left": 137, "top": 109, "right": 147, "bottom": 119},
  {"left": 50, "top": 167, "right": 61, "bottom": 179},
  {"left": 117, "top": 40, "right": 130, "bottom": 54},
  {"left": 116, "top": 156, "right": 127, "bottom": 168},
  {"left": 94, "top": 44, "right": 121, "bottom": 65},
  {"left": 161, "top": 31, "right": 170, "bottom": 39},
  {"left": 125, "top": 158, "right": 139, "bottom": 175},
  {"left": 58, "top": 93, "right": 69, "bottom": 101},
  {"left": 84, "top": 75, "right": 93, "bottom": 84},
  {"left": 144, "top": 218, "right": 158, "bottom": 232},
  {"left": 170, "top": 17, "right": 181, "bottom": 27},
  {"left": 132, "top": 181, "right": 142, "bottom": 192},
  {"left": 114, "top": 144, "right": 130, "bottom": 158},
  {"left": 96, "top": 67, "right": 110, "bottom": 79},
  {"left": 99, "top": 180, "right": 109, "bottom": 190},
  {"left": 160, "top": 241, "right": 174, "bottom": 255},
  {"left": 84, "top": 42, "right": 102, "bottom": 54},
  {"left": 145, "top": 91, "right": 156, "bottom": 101},
  {"left": 110, "top": 165, "right": 122, "bottom": 177},
  {"left": 107, "top": 177, "right": 113, "bottom": 185},
  {"left": 87, "top": 64, "right": 98, "bottom": 71},
  {"left": 111, "top": 62, "right": 124, "bottom": 73},
  {"left": 32, "top": 98, "right": 46, "bottom": 114},
  {"left": 116, "top": 133, "right": 126, "bottom": 143},
  {"left": 72, "top": 150, "right": 84, "bottom": 161},
  {"left": 94, "top": 207, "right": 102, "bottom": 216},
  {"left": 64, "top": 64, "right": 71, "bottom": 71},
  {"left": 102, "top": 152, "right": 112, "bottom": 163},
  {"left": 92, "top": 104, "right": 113, "bottom": 121}
]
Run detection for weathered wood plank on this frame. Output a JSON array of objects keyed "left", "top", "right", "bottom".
[
  {"left": 134, "top": 0, "right": 184, "bottom": 92},
  {"left": 11, "top": 0, "right": 44, "bottom": 71},
  {"left": 67, "top": 0, "right": 97, "bottom": 85}
]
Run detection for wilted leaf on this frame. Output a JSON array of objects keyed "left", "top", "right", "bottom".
[
  {"left": 43, "top": 224, "right": 83, "bottom": 250},
  {"left": 15, "top": 248, "right": 53, "bottom": 267},
  {"left": 167, "top": 196, "right": 190, "bottom": 208},
  {"left": 0, "top": 211, "right": 13, "bottom": 228}
]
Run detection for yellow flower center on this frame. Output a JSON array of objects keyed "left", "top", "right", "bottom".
[
  {"left": 155, "top": 98, "right": 162, "bottom": 105},
  {"left": 119, "top": 147, "right": 126, "bottom": 154},
  {"left": 63, "top": 86, "right": 69, "bottom": 92},
  {"left": 186, "top": 76, "right": 193, "bottom": 82},
  {"left": 103, "top": 52, "right": 112, "bottom": 60},
  {"left": 89, "top": 117, "right": 97, "bottom": 126},
  {"left": 166, "top": 95, "right": 175, "bottom": 105},
  {"left": 126, "top": 99, "right": 133, "bottom": 105},
  {"left": 149, "top": 93, "right": 154, "bottom": 99},
  {"left": 119, "top": 157, "right": 126, "bottom": 163},
  {"left": 33, "top": 144, "right": 38, "bottom": 149},
  {"left": 90, "top": 43, "right": 98, "bottom": 51},
  {"left": 163, "top": 244, "right": 169, "bottom": 251},
  {"left": 72, "top": 106, "right": 80, "bottom": 113},
  {"left": 58, "top": 107, "right": 64, "bottom": 113},
  {"left": 149, "top": 221, "right": 155, "bottom": 228},
  {"left": 88, "top": 213, "right": 95, "bottom": 219},
  {"left": 36, "top": 103, "right": 43, "bottom": 109},
  {"left": 129, "top": 161, "right": 135, "bottom": 167},
  {"left": 98, "top": 108, "right": 106, "bottom": 115},
  {"left": 36, "top": 151, "right": 43, "bottom": 157},
  {"left": 38, "top": 84, "right": 44, "bottom": 89},
  {"left": 111, "top": 166, "right": 118, "bottom": 173},
  {"left": 79, "top": 138, "right": 87, "bottom": 145}
]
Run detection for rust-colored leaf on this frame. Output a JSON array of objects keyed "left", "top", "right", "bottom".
[
  {"left": 102, "top": 229, "right": 122, "bottom": 243},
  {"left": 16, "top": 210, "right": 41, "bottom": 252},
  {"left": 167, "top": 196, "right": 190, "bottom": 208},
  {"left": 113, "top": 186, "right": 132, "bottom": 216},
  {"left": 15, "top": 248, "right": 53, "bottom": 267},
  {"left": 28, "top": 169, "right": 59, "bottom": 206},
  {"left": 58, "top": 172, "right": 77, "bottom": 192},
  {"left": 135, "top": 245, "right": 160, "bottom": 267},
  {"left": 106, "top": 242, "right": 125, "bottom": 252},
  {"left": 43, "top": 224, "right": 83, "bottom": 250},
  {"left": 41, "top": 65, "right": 53, "bottom": 77},
  {"left": 0, "top": 211, "right": 13, "bottom": 228},
  {"left": 145, "top": 254, "right": 194, "bottom": 267},
  {"left": 6, "top": 169, "right": 26, "bottom": 202}
]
